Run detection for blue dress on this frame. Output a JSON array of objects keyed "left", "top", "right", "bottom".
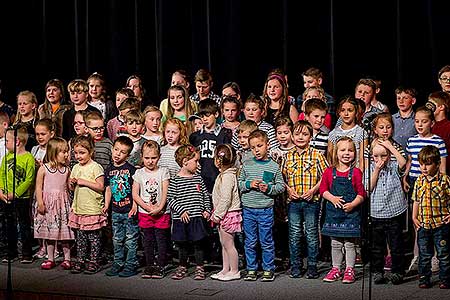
[{"left": 322, "top": 168, "right": 361, "bottom": 238}]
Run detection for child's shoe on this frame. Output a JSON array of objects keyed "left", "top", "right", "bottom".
[
  {"left": 193, "top": 266, "right": 206, "bottom": 280},
  {"left": 141, "top": 266, "right": 154, "bottom": 279},
  {"left": 105, "top": 263, "right": 122, "bottom": 276},
  {"left": 20, "top": 256, "right": 33, "bottom": 264},
  {"left": 119, "top": 267, "right": 138, "bottom": 277},
  {"left": 71, "top": 261, "right": 84, "bottom": 274},
  {"left": 151, "top": 266, "right": 165, "bottom": 279},
  {"left": 373, "top": 272, "right": 386, "bottom": 284},
  {"left": 439, "top": 282, "right": 450, "bottom": 289},
  {"left": 383, "top": 255, "right": 392, "bottom": 271},
  {"left": 211, "top": 271, "right": 225, "bottom": 280},
  {"left": 342, "top": 267, "right": 355, "bottom": 284},
  {"left": 60, "top": 260, "right": 71, "bottom": 270},
  {"left": 84, "top": 262, "right": 100, "bottom": 274},
  {"left": 323, "top": 267, "right": 342, "bottom": 282},
  {"left": 261, "top": 270, "right": 275, "bottom": 282},
  {"left": 171, "top": 266, "right": 188, "bottom": 280},
  {"left": 289, "top": 267, "right": 302, "bottom": 278},
  {"left": 418, "top": 276, "right": 431, "bottom": 289},
  {"left": 218, "top": 271, "right": 241, "bottom": 281},
  {"left": 305, "top": 266, "right": 319, "bottom": 279},
  {"left": 387, "top": 273, "right": 403, "bottom": 285},
  {"left": 243, "top": 270, "right": 257, "bottom": 281},
  {"left": 41, "top": 260, "right": 56, "bottom": 270},
  {"left": 34, "top": 247, "right": 46, "bottom": 259}
]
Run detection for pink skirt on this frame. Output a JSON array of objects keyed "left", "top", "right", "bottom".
[
  {"left": 220, "top": 211, "right": 242, "bottom": 234},
  {"left": 68, "top": 211, "right": 107, "bottom": 231}
]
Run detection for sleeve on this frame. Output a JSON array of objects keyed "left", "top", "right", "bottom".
[
  {"left": 0, "top": 155, "right": 6, "bottom": 190},
  {"left": 167, "top": 179, "right": 184, "bottom": 215},
  {"left": 352, "top": 168, "right": 366, "bottom": 198},
  {"left": 319, "top": 167, "right": 332, "bottom": 196},
  {"left": 411, "top": 177, "right": 419, "bottom": 203},
  {"left": 213, "top": 174, "right": 234, "bottom": 219},
  {"left": 15, "top": 155, "right": 36, "bottom": 198},
  {"left": 93, "top": 162, "right": 104, "bottom": 179},
  {"left": 267, "top": 127, "right": 280, "bottom": 150},
  {"left": 189, "top": 132, "right": 198, "bottom": 147},
  {"left": 231, "top": 131, "right": 240, "bottom": 151},
  {"left": 200, "top": 178, "right": 212, "bottom": 213},
  {"left": 438, "top": 139, "right": 448, "bottom": 157},
  {"left": 238, "top": 164, "right": 251, "bottom": 192},
  {"left": 316, "top": 152, "right": 329, "bottom": 175},
  {"left": 405, "top": 137, "right": 412, "bottom": 156},
  {"left": 161, "top": 167, "right": 170, "bottom": 181},
  {"left": 104, "top": 166, "right": 111, "bottom": 187},
  {"left": 268, "top": 164, "right": 286, "bottom": 196}
]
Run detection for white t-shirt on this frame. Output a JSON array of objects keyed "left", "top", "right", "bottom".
[
  {"left": 31, "top": 145, "right": 46, "bottom": 162},
  {"left": 132, "top": 167, "right": 170, "bottom": 214},
  {"left": 0, "top": 137, "right": 6, "bottom": 165}
]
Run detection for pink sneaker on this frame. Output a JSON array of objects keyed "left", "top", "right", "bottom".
[
  {"left": 342, "top": 267, "right": 355, "bottom": 284},
  {"left": 323, "top": 267, "right": 342, "bottom": 282}
]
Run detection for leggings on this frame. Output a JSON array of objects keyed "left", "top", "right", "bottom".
[
  {"left": 76, "top": 229, "right": 101, "bottom": 264},
  {"left": 176, "top": 240, "right": 204, "bottom": 267},
  {"left": 331, "top": 237, "right": 356, "bottom": 268}
]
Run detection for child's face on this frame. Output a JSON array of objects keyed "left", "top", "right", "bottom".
[
  {"left": 142, "top": 147, "right": 160, "bottom": 171},
  {"left": 373, "top": 118, "right": 393, "bottom": 140},
  {"left": 0, "top": 120, "right": 8, "bottom": 137},
  {"left": 69, "top": 91, "right": 88, "bottom": 106},
  {"left": 222, "top": 102, "right": 239, "bottom": 123},
  {"left": 195, "top": 81, "right": 212, "bottom": 98},
  {"left": 237, "top": 130, "right": 251, "bottom": 150},
  {"left": 305, "top": 109, "right": 326, "bottom": 131},
  {"left": 165, "top": 123, "right": 181, "bottom": 146},
  {"left": 292, "top": 126, "right": 312, "bottom": 149},
  {"left": 127, "top": 78, "right": 142, "bottom": 98},
  {"left": 17, "top": 95, "right": 35, "bottom": 117},
  {"left": 126, "top": 121, "right": 144, "bottom": 137},
  {"left": 56, "top": 146, "right": 69, "bottom": 166},
  {"left": 87, "top": 119, "right": 105, "bottom": 141},
  {"left": 73, "top": 114, "right": 86, "bottom": 135},
  {"left": 276, "top": 124, "right": 292, "bottom": 148},
  {"left": 414, "top": 111, "right": 433, "bottom": 136},
  {"left": 145, "top": 111, "right": 161, "bottom": 134},
  {"left": 193, "top": 119, "right": 203, "bottom": 132},
  {"left": 244, "top": 102, "right": 263, "bottom": 123},
  {"left": 419, "top": 161, "right": 439, "bottom": 178},
  {"left": 171, "top": 74, "right": 188, "bottom": 87},
  {"left": 249, "top": 137, "right": 268, "bottom": 160},
  {"left": 115, "top": 93, "right": 128, "bottom": 109},
  {"left": 169, "top": 90, "right": 185, "bottom": 112},
  {"left": 35, "top": 125, "right": 54, "bottom": 147},
  {"left": 355, "top": 84, "right": 374, "bottom": 106},
  {"left": 266, "top": 79, "right": 283, "bottom": 102},
  {"left": 222, "top": 87, "right": 239, "bottom": 99},
  {"left": 112, "top": 142, "right": 130, "bottom": 165},
  {"left": 73, "top": 145, "right": 91, "bottom": 165},
  {"left": 396, "top": 92, "right": 416, "bottom": 112},
  {"left": 372, "top": 144, "right": 390, "bottom": 166},
  {"left": 183, "top": 152, "right": 200, "bottom": 174},
  {"left": 439, "top": 71, "right": 450, "bottom": 93},
  {"left": 304, "top": 90, "right": 322, "bottom": 101},
  {"left": 5, "top": 131, "right": 17, "bottom": 152},
  {"left": 336, "top": 140, "right": 355, "bottom": 166},
  {"left": 200, "top": 112, "right": 218, "bottom": 130},
  {"left": 46, "top": 85, "right": 63, "bottom": 104},
  {"left": 339, "top": 102, "right": 357, "bottom": 126},
  {"left": 88, "top": 79, "right": 103, "bottom": 100},
  {"left": 303, "top": 76, "right": 321, "bottom": 88}
]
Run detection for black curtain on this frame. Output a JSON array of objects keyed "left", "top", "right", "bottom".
[{"left": 1, "top": 0, "right": 449, "bottom": 110}]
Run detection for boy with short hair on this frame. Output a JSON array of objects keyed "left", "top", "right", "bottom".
[
  {"left": 304, "top": 98, "right": 329, "bottom": 155},
  {"left": 189, "top": 69, "right": 221, "bottom": 106},
  {"left": 103, "top": 136, "right": 139, "bottom": 277},
  {"left": 282, "top": 120, "right": 328, "bottom": 279},
  {"left": 124, "top": 110, "right": 146, "bottom": 167},
  {"left": 85, "top": 111, "right": 113, "bottom": 172},
  {"left": 189, "top": 99, "right": 232, "bottom": 193},
  {"left": 393, "top": 86, "right": 418, "bottom": 150},
  {"left": 355, "top": 78, "right": 383, "bottom": 124},
  {"left": 239, "top": 130, "right": 285, "bottom": 281},
  {"left": 188, "top": 113, "right": 203, "bottom": 132},
  {"left": 438, "top": 65, "right": 450, "bottom": 94},
  {"left": 107, "top": 96, "right": 140, "bottom": 141},
  {"left": 428, "top": 91, "right": 450, "bottom": 173},
  {"left": 233, "top": 120, "right": 258, "bottom": 166},
  {"left": 0, "top": 127, "right": 35, "bottom": 263},
  {"left": 412, "top": 145, "right": 450, "bottom": 289}
]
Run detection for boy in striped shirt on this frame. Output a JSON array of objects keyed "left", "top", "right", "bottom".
[{"left": 304, "top": 98, "right": 329, "bottom": 155}]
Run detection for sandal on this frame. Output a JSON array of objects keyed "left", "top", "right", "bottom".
[
  {"left": 84, "top": 262, "right": 100, "bottom": 274},
  {"left": 41, "top": 260, "right": 56, "bottom": 270},
  {"left": 194, "top": 266, "right": 206, "bottom": 280},
  {"left": 60, "top": 260, "right": 71, "bottom": 270},
  {"left": 70, "top": 261, "right": 84, "bottom": 274},
  {"left": 171, "top": 266, "right": 188, "bottom": 280}
]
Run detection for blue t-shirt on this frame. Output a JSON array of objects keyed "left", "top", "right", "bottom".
[{"left": 105, "top": 162, "right": 136, "bottom": 213}]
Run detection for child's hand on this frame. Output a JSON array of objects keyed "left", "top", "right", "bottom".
[
  {"left": 286, "top": 185, "right": 300, "bottom": 200},
  {"left": 37, "top": 202, "right": 46, "bottom": 215},
  {"left": 69, "top": 178, "right": 78, "bottom": 188},
  {"left": 342, "top": 201, "right": 355, "bottom": 213},
  {"left": 76, "top": 178, "right": 87, "bottom": 187},
  {"left": 211, "top": 215, "right": 220, "bottom": 224},
  {"left": 6, "top": 193, "right": 13, "bottom": 202},
  {"left": 412, "top": 217, "right": 421, "bottom": 230},
  {"left": 301, "top": 189, "right": 314, "bottom": 201},
  {"left": 143, "top": 204, "right": 154, "bottom": 213},
  {"left": 258, "top": 182, "right": 269, "bottom": 193},
  {"left": 149, "top": 206, "right": 162, "bottom": 216},
  {"left": 402, "top": 177, "right": 410, "bottom": 193},
  {"left": 0, "top": 191, "right": 7, "bottom": 203},
  {"left": 374, "top": 159, "right": 385, "bottom": 170},
  {"left": 181, "top": 211, "right": 190, "bottom": 223},
  {"left": 443, "top": 214, "right": 450, "bottom": 224},
  {"left": 101, "top": 206, "right": 109, "bottom": 215},
  {"left": 378, "top": 138, "right": 393, "bottom": 150},
  {"left": 202, "top": 211, "right": 210, "bottom": 219},
  {"left": 128, "top": 206, "right": 137, "bottom": 218},
  {"left": 329, "top": 195, "right": 345, "bottom": 209},
  {"left": 250, "top": 179, "right": 262, "bottom": 189}
]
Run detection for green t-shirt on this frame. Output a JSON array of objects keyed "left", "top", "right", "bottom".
[{"left": 0, "top": 151, "right": 36, "bottom": 199}]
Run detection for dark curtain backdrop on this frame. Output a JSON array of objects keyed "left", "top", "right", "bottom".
[{"left": 1, "top": 0, "right": 449, "bottom": 110}]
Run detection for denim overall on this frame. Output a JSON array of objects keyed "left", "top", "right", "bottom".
[{"left": 322, "top": 168, "right": 361, "bottom": 238}]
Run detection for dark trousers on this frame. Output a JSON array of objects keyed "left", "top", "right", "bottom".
[
  {"left": 4, "top": 198, "right": 32, "bottom": 258},
  {"left": 371, "top": 213, "right": 405, "bottom": 275},
  {"left": 176, "top": 240, "right": 204, "bottom": 267},
  {"left": 141, "top": 227, "right": 170, "bottom": 268}
]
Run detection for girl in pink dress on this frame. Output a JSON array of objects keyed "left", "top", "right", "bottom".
[{"left": 34, "top": 137, "right": 74, "bottom": 270}]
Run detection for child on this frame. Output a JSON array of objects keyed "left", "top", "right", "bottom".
[
  {"left": 34, "top": 138, "right": 74, "bottom": 270},
  {"left": 412, "top": 146, "right": 450, "bottom": 289},
  {"left": 68, "top": 135, "right": 106, "bottom": 274},
  {"left": 189, "top": 99, "right": 232, "bottom": 193},
  {"left": 0, "top": 111, "right": 9, "bottom": 164},
  {"left": 87, "top": 72, "right": 117, "bottom": 122},
  {"left": 32, "top": 119, "right": 56, "bottom": 166},
  {"left": 126, "top": 74, "right": 147, "bottom": 104},
  {"left": 159, "top": 70, "right": 194, "bottom": 118},
  {"left": 168, "top": 144, "right": 211, "bottom": 280},
  {"left": 114, "top": 87, "right": 135, "bottom": 110},
  {"left": 124, "top": 110, "right": 145, "bottom": 167},
  {"left": 354, "top": 79, "right": 383, "bottom": 124},
  {"left": 328, "top": 96, "right": 368, "bottom": 171},
  {"left": 85, "top": 111, "right": 113, "bottom": 172},
  {"left": 283, "top": 121, "right": 328, "bottom": 279},
  {"left": 231, "top": 93, "right": 279, "bottom": 152},
  {"left": 392, "top": 86, "right": 417, "bottom": 150},
  {"left": 370, "top": 78, "right": 389, "bottom": 113},
  {"left": 13, "top": 90, "right": 38, "bottom": 151},
  {"left": 107, "top": 97, "right": 140, "bottom": 142},
  {"left": 142, "top": 106, "right": 163, "bottom": 144},
  {"left": 239, "top": 130, "right": 285, "bottom": 282},
  {"left": 368, "top": 141, "right": 407, "bottom": 285},
  {"left": 69, "top": 110, "right": 89, "bottom": 170},
  {"left": 0, "top": 127, "right": 35, "bottom": 263},
  {"left": 299, "top": 88, "right": 332, "bottom": 131},
  {"left": 220, "top": 96, "right": 241, "bottom": 132},
  {"left": 132, "top": 140, "right": 171, "bottom": 279},
  {"left": 438, "top": 65, "right": 450, "bottom": 93},
  {"left": 234, "top": 120, "right": 258, "bottom": 167},
  {"left": 163, "top": 85, "right": 196, "bottom": 134},
  {"left": 190, "top": 68, "right": 222, "bottom": 106},
  {"left": 428, "top": 91, "right": 450, "bottom": 173},
  {"left": 320, "top": 137, "right": 365, "bottom": 284},
  {"left": 103, "top": 136, "right": 139, "bottom": 277},
  {"left": 270, "top": 116, "right": 295, "bottom": 165},
  {"left": 210, "top": 144, "right": 242, "bottom": 281},
  {"left": 304, "top": 98, "right": 329, "bottom": 155},
  {"left": 188, "top": 113, "right": 203, "bottom": 132},
  {"left": 62, "top": 79, "right": 101, "bottom": 141},
  {"left": 159, "top": 118, "right": 189, "bottom": 179}
]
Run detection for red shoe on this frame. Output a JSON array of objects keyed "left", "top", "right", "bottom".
[
  {"left": 60, "top": 260, "right": 71, "bottom": 270},
  {"left": 41, "top": 260, "right": 56, "bottom": 270}
]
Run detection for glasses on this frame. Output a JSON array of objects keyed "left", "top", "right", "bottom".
[
  {"left": 87, "top": 126, "right": 105, "bottom": 132},
  {"left": 439, "top": 77, "right": 450, "bottom": 83}
]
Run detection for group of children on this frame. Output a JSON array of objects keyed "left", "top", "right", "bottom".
[{"left": 0, "top": 66, "right": 449, "bottom": 289}]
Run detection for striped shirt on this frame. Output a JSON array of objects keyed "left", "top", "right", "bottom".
[
  {"left": 167, "top": 174, "right": 211, "bottom": 219},
  {"left": 158, "top": 145, "right": 180, "bottom": 179},
  {"left": 406, "top": 134, "right": 447, "bottom": 179},
  {"left": 94, "top": 137, "right": 113, "bottom": 171},
  {"left": 412, "top": 173, "right": 450, "bottom": 229},
  {"left": 310, "top": 130, "right": 329, "bottom": 155},
  {"left": 238, "top": 157, "right": 285, "bottom": 208},
  {"left": 231, "top": 120, "right": 280, "bottom": 152},
  {"left": 282, "top": 146, "right": 328, "bottom": 202},
  {"left": 329, "top": 125, "right": 367, "bottom": 168}
]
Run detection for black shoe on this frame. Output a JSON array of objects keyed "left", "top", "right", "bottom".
[
  {"left": 152, "top": 266, "right": 164, "bottom": 279},
  {"left": 418, "top": 276, "right": 431, "bottom": 289},
  {"left": 305, "top": 266, "right": 319, "bottom": 279},
  {"left": 142, "top": 266, "right": 154, "bottom": 279},
  {"left": 289, "top": 267, "right": 302, "bottom": 278},
  {"left": 388, "top": 273, "right": 403, "bottom": 285},
  {"left": 373, "top": 272, "right": 386, "bottom": 284}
]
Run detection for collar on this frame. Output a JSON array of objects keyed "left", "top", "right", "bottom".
[
  {"left": 200, "top": 124, "right": 221, "bottom": 136},
  {"left": 293, "top": 145, "right": 311, "bottom": 156},
  {"left": 394, "top": 110, "right": 415, "bottom": 119}
]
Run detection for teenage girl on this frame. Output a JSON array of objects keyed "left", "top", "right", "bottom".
[{"left": 14, "top": 90, "right": 38, "bottom": 150}]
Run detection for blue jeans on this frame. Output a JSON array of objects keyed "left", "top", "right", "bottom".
[
  {"left": 417, "top": 224, "right": 450, "bottom": 284},
  {"left": 111, "top": 212, "right": 139, "bottom": 270},
  {"left": 288, "top": 201, "right": 320, "bottom": 269},
  {"left": 243, "top": 207, "right": 275, "bottom": 271}
]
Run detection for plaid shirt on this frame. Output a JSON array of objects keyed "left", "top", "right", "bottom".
[
  {"left": 282, "top": 146, "right": 328, "bottom": 202},
  {"left": 412, "top": 173, "right": 450, "bottom": 229}
]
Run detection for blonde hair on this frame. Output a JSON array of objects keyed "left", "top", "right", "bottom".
[
  {"left": 143, "top": 105, "right": 163, "bottom": 118},
  {"left": 175, "top": 144, "right": 197, "bottom": 167},
  {"left": 125, "top": 110, "right": 145, "bottom": 124},
  {"left": 6, "top": 126, "right": 28, "bottom": 145},
  {"left": 44, "top": 137, "right": 68, "bottom": 167},
  {"left": 72, "top": 135, "right": 94, "bottom": 155},
  {"left": 332, "top": 137, "right": 356, "bottom": 168},
  {"left": 141, "top": 140, "right": 161, "bottom": 156},
  {"left": 14, "top": 90, "right": 38, "bottom": 124},
  {"left": 236, "top": 120, "right": 258, "bottom": 134}
]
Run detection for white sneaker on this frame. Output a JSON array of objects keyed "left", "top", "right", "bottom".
[
  {"left": 431, "top": 256, "right": 439, "bottom": 274},
  {"left": 218, "top": 271, "right": 241, "bottom": 281},
  {"left": 407, "top": 256, "right": 418, "bottom": 273},
  {"left": 211, "top": 272, "right": 225, "bottom": 280}
]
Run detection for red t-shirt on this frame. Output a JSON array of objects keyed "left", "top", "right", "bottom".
[
  {"left": 319, "top": 167, "right": 366, "bottom": 198},
  {"left": 432, "top": 119, "right": 450, "bottom": 173}
]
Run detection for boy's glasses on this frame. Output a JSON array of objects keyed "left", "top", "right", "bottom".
[
  {"left": 439, "top": 77, "right": 450, "bottom": 83},
  {"left": 87, "top": 126, "right": 105, "bottom": 132}
]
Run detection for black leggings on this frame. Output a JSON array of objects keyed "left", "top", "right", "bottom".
[
  {"left": 176, "top": 240, "right": 204, "bottom": 267},
  {"left": 141, "top": 227, "right": 170, "bottom": 268}
]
